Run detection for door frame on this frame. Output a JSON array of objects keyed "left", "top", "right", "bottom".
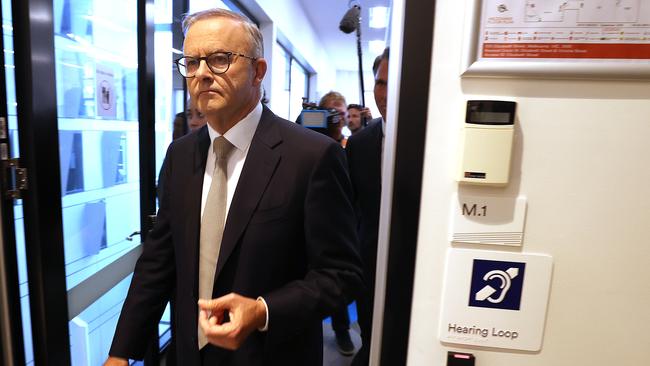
[{"left": 370, "top": 0, "right": 437, "bottom": 364}]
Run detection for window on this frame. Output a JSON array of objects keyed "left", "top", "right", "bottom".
[{"left": 271, "top": 42, "right": 310, "bottom": 121}]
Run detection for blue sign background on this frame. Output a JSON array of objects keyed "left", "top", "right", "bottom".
[{"left": 469, "top": 259, "right": 526, "bottom": 311}]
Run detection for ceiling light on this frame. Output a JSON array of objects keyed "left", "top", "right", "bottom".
[{"left": 369, "top": 6, "right": 388, "bottom": 29}]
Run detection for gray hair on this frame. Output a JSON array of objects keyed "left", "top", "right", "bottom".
[{"left": 182, "top": 8, "right": 264, "bottom": 58}]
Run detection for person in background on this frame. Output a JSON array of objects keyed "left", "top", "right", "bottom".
[
  {"left": 172, "top": 98, "right": 208, "bottom": 140},
  {"left": 346, "top": 104, "right": 372, "bottom": 136},
  {"left": 186, "top": 97, "right": 207, "bottom": 131},
  {"left": 172, "top": 111, "right": 187, "bottom": 140},
  {"left": 318, "top": 91, "right": 349, "bottom": 148},
  {"left": 347, "top": 47, "right": 389, "bottom": 366},
  {"left": 105, "top": 8, "right": 362, "bottom": 366}
]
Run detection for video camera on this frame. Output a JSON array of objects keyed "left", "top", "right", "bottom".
[{"left": 297, "top": 98, "right": 342, "bottom": 129}]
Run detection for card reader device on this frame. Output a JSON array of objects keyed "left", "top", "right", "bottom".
[
  {"left": 458, "top": 100, "right": 516, "bottom": 186},
  {"left": 447, "top": 351, "right": 475, "bottom": 366}
]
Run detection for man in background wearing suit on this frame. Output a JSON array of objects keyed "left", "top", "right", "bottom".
[
  {"left": 346, "top": 47, "right": 389, "bottom": 366},
  {"left": 105, "top": 8, "right": 362, "bottom": 366}
]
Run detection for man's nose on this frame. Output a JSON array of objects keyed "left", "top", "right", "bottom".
[{"left": 194, "top": 59, "right": 213, "bottom": 80}]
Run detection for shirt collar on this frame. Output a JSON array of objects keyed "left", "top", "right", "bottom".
[{"left": 206, "top": 103, "right": 262, "bottom": 153}]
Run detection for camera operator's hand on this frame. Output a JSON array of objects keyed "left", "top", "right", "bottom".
[{"left": 360, "top": 107, "right": 372, "bottom": 121}]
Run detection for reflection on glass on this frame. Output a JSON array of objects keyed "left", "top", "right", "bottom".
[{"left": 53, "top": 0, "right": 140, "bottom": 363}]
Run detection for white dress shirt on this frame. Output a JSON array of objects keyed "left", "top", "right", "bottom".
[
  {"left": 201, "top": 103, "right": 262, "bottom": 218},
  {"left": 199, "top": 102, "right": 269, "bottom": 331}
]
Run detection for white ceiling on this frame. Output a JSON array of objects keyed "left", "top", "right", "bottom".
[{"left": 296, "top": 0, "right": 391, "bottom": 72}]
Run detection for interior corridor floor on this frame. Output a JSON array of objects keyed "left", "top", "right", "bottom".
[{"left": 322, "top": 321, "right": 362, "bottom": 366}]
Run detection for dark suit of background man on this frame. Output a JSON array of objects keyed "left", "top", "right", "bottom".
[
  {"left": 105, "top": 8, "right": 362, "bottom": 366},
  {"left": 347, "top": 47, "right": 389, "bottom": 366}
]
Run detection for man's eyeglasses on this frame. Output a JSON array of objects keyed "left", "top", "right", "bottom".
[{"left": 174, "top": 51, "right": 257, "bottom": 78}]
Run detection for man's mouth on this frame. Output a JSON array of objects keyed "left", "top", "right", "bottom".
[{"left": 200, "top": 90, "right": 217, "bottom": 94}]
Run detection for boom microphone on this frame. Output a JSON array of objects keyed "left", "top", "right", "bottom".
[{"left": 339, "top": 5, "right": 361, "bottom": 34}]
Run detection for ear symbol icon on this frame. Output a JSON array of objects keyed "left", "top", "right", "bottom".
[{"left": 474, "top": 267, "right": 519, "bottom": 304}]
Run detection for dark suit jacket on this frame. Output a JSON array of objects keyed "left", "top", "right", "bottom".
[
  {"left": 346, "top": 118, "right": 382, "bottom": 288},
  {"left": 110, "top": 106, "right": 363, "bottom": 366},
  {"left": 345, "top": 119, "right": 383, "bottom": 366}
]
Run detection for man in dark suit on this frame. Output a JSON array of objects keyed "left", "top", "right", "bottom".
[
  {"left": 347, "top": 47, "right": 389, "bottom": 366},
  {"left": 105, "top": 8, "right": 362, "bottom": 366}
]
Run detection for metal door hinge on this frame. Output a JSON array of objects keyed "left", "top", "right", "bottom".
[{"left": 3, "top": 158, "right": 28, "bottom": 199}]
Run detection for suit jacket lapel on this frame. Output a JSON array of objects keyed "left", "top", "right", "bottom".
[
  {"left": 214, "top": 107, "right": 282, "bottom": 281},
  {"left": 186, "top": 126, "right": 210, "bottom": 298}
]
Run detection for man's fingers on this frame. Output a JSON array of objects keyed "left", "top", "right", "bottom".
[
  {"left": 198, "top": 298, "right": 218, "bottom": 310},
  {"left": 209, "top": 315, "right": 219, "bottom": 326},
  {"left": 196, "top": 293, "right": 264, "bottom": 350},
  {"left": 201, "top": 317, "right": 236, "bottom": 340},
  {"left": 198, "top": 293, "right": 238, "bottom": 311},
  {"left": 198, "top": 309, "right": 211, "bottom": 330}
]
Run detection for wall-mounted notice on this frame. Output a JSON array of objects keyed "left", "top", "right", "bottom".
[
  {"left": 439, "top": 248, "right": 553, "bottom": 351},
  {"left": 96, "top": 64, "right": 116, "bottom": 118},
  {"left": 450, "top": 194, "right": 527, "bottom": 246},
  {"left": 479, "top": 0, "right": 650, "bottom": 60}
]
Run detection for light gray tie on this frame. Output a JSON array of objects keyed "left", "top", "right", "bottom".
[{"left": 198, "top": 136, "right": 234, "bottom": 349}]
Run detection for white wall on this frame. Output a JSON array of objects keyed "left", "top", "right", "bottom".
[
  {"left": 407, "top": 0, "right": 650, "bottom": 365},
  {"left": 244, "top": 0, "right": 337, "bottom": 99}
]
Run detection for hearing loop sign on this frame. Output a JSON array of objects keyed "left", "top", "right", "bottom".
[
  {"left": 469, "top": 259, "right": 525, "bottom": 310},
  {"left": 439, "top": 249, "right": 552, "bottom": 351}
]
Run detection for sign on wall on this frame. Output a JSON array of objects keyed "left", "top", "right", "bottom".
[
  {"left": 462, "top": 0, "right": 650, "bottom": 79},
  {"left": 449, "top": 194, "right": 527, "bottom": 246},
  {"left": 439, "top": 248, "right": 553, "bottom": 351},
  {"left": 478, "top": 0, "right": 650, "bottom": 60},
  {"left": 96, "top": 64, "right": 116, "bottom": 118}
]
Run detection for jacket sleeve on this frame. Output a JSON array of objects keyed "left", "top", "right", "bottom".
[{"left": 263, "top": 141, "right": 364, "bottom": 343}]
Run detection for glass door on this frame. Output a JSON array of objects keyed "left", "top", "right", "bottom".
[
  {"left": 0, "top": 0, "right": 32, "bottom": 364},
  {"left": 7, "top": 0, "right": 165, "bottom": 364},
  {"left": 52, "top": 0, "right": 143, "bottom": 364}
]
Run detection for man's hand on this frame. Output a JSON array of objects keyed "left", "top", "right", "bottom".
[
  {"left": 360, "top": 107, "right": 373, "bottom": 121},
  {"left": 198, "top": 293, "right": 267, "bottom": 350},
  {"left": 103, "top": 356, "right": 128, "bottom": 366}
]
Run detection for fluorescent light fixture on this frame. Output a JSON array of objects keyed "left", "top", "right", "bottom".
[
  {"left": 369, "top": 40, "right": 386, "bottom": 55},
  {"left": 369, "top": 6, "right": 388, "bottom": 29}
]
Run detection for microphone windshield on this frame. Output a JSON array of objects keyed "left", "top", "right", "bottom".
[{"left": 339, "top": 5, "right": 361, "bottom": 34}]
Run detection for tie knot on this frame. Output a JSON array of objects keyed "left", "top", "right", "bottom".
[{"left": 213, "top": 136, "right": 235, "bottom": 160}]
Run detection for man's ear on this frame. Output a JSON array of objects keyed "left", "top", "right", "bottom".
[{"left": 253, "top": 58, "right": 267, "bottom": 86}]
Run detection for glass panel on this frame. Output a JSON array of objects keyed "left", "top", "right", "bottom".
[
  {"left": 53, "top": 0, "right": 140, "bottom": 363},
  {"left": 2, "top": 0, "right": 33, "bottom": 364}
]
